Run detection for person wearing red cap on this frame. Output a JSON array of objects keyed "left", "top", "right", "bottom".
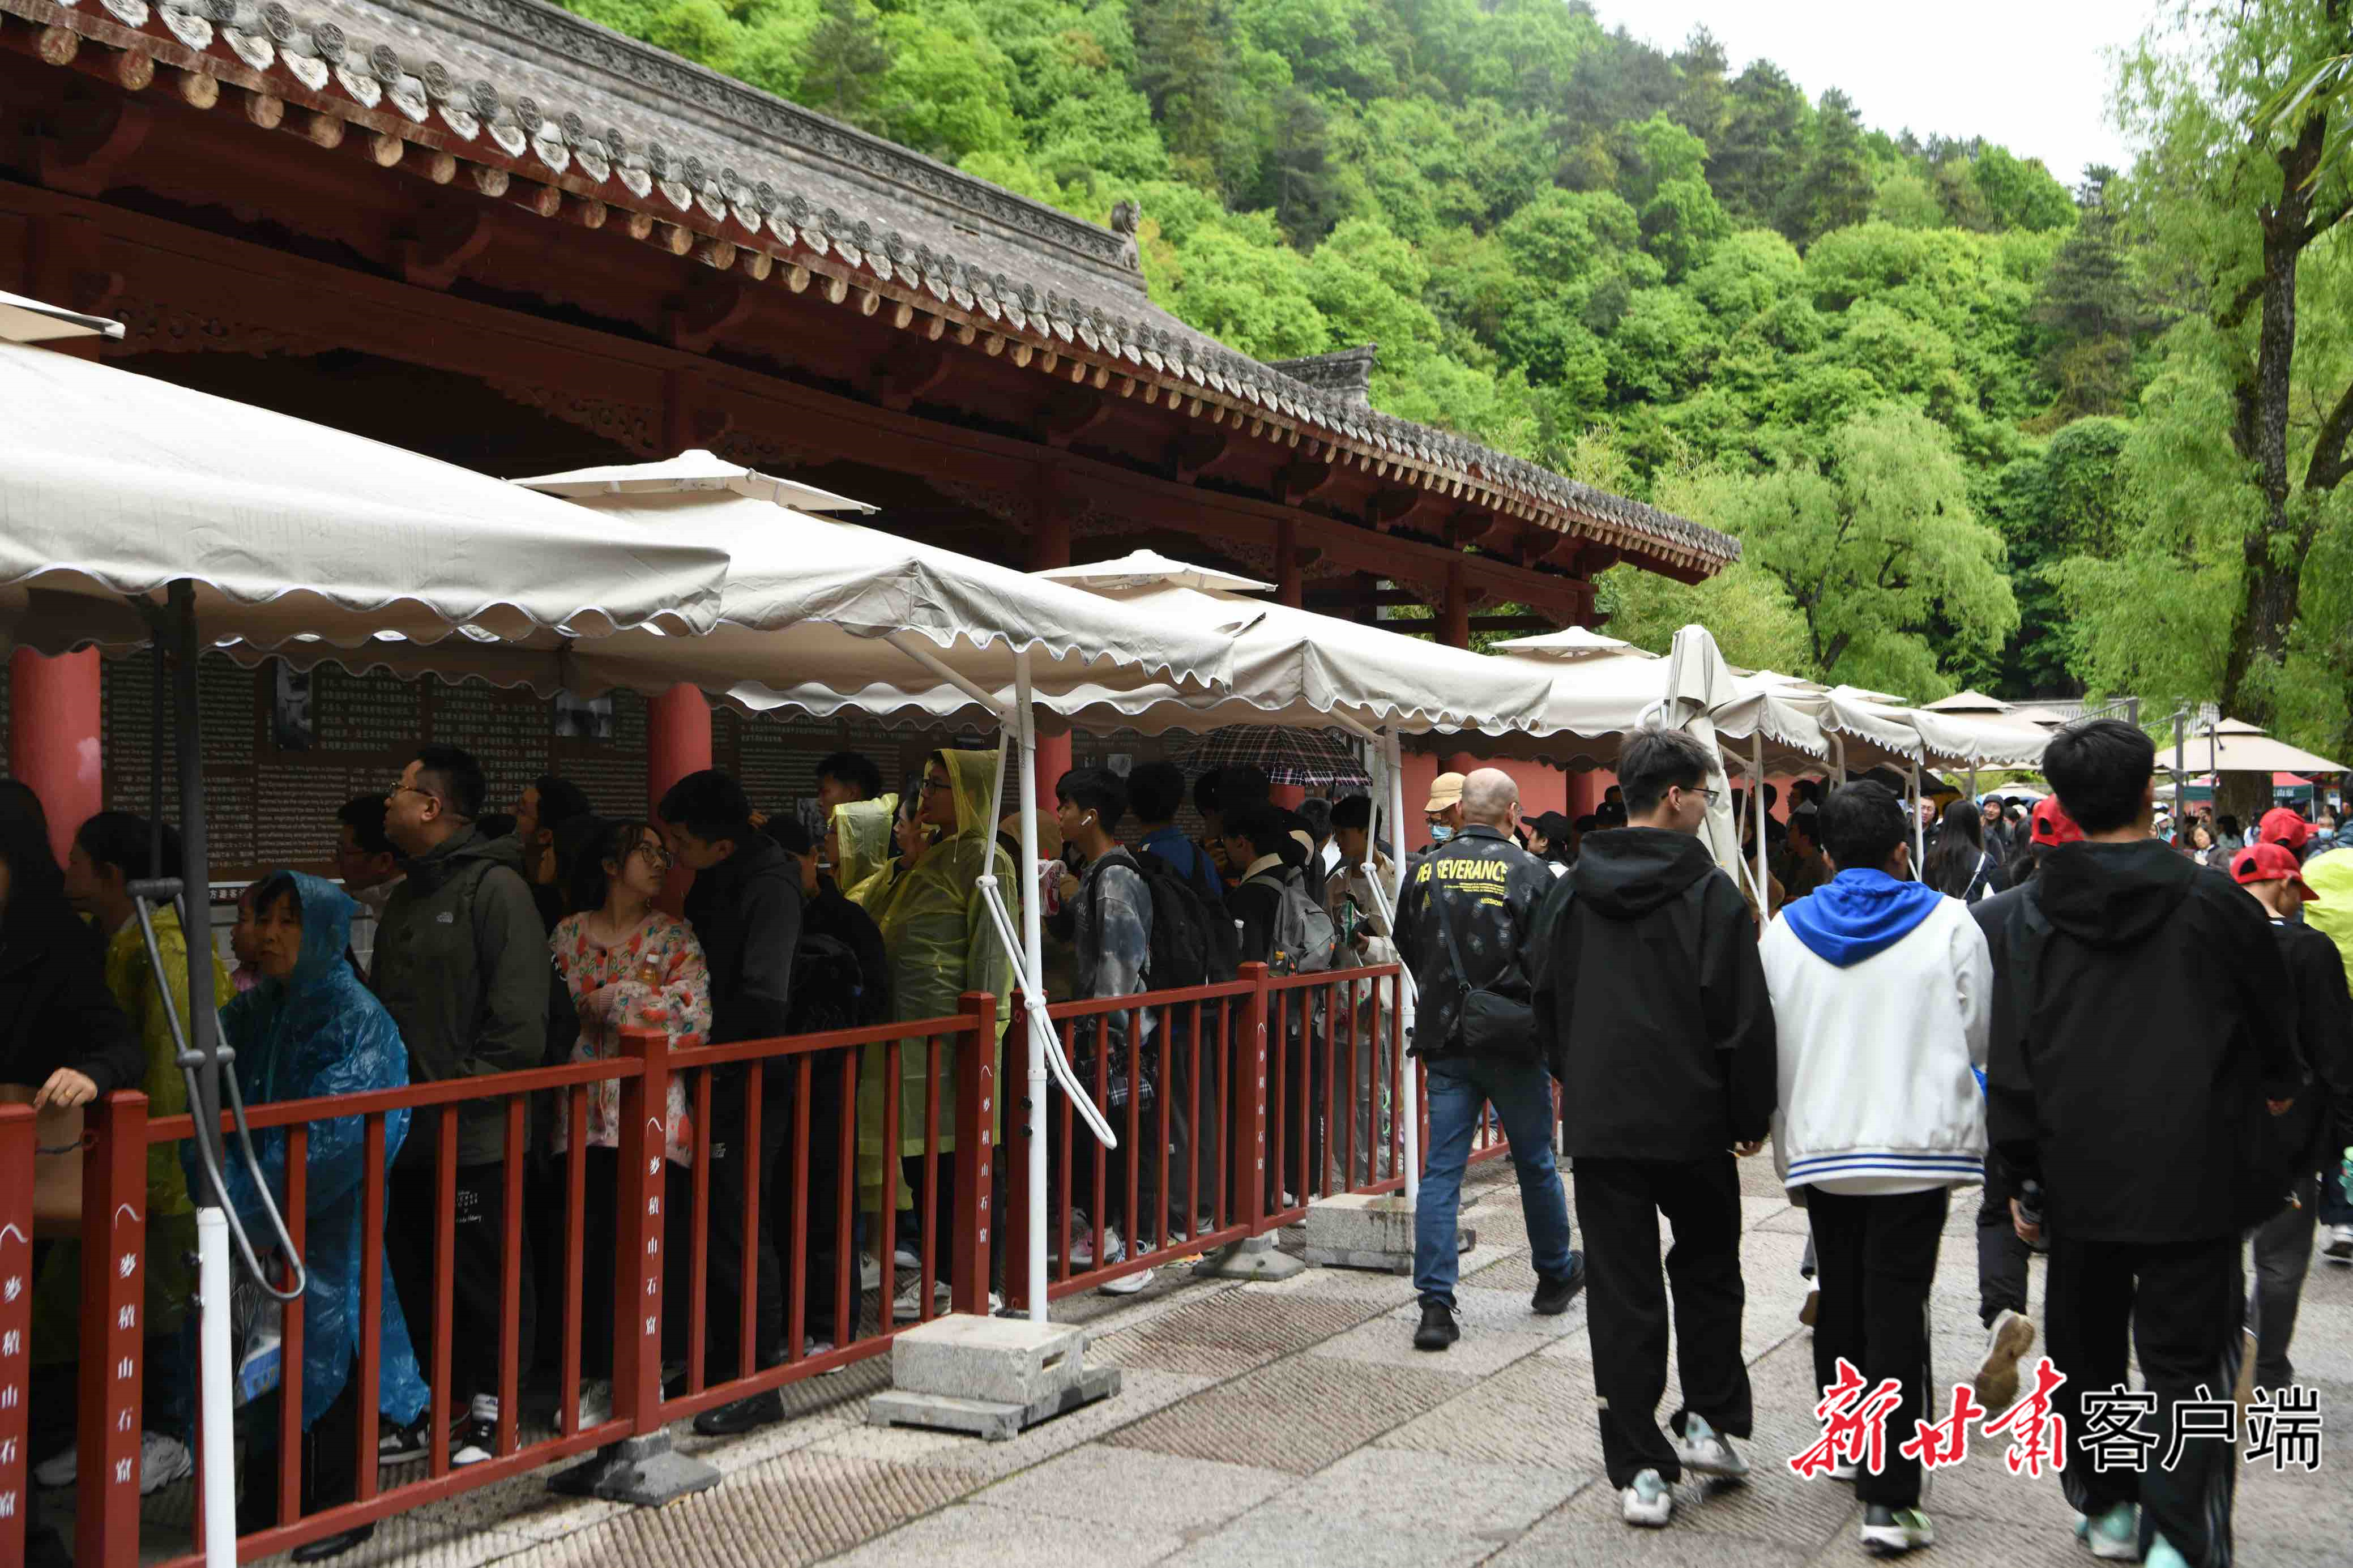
[
  {"left": 1985, "top": 719, "right": 2303, "bottom": 1568},
  {"left": 2232, "top": 841, "right": 2353, "bottom": 1395},
  {"left": 2259, "top": 805, "right": 2316, "bottom": 858}
]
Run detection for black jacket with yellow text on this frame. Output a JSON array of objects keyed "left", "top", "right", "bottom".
[{"left": 1395, "top": 825, "right": 1555, "bottom": 1062}]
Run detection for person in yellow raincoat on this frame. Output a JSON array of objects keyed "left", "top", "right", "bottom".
[
  {"left": 860, "top": 750, "right": 1016, "bottom": 1311},
  {"left": 41, "top": 813, "right": 232, "bottom": 1489},
  {"left": 830, "top": 794, "right": 899, "bottom": 911}
]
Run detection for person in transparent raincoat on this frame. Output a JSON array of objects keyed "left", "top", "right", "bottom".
[
  {"left": 199, "top": 870, "right": 429, "bottom": 1559},
  {"left": 859, "top": 750, "right": 1017, "bottom": 1315}
]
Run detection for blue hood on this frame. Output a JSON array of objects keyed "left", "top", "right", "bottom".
[{"left": 1779, "top": 868, "right": 1945, "bottom": 967}]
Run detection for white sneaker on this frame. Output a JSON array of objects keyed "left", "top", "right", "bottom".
[
  {"left": 1064, "top": 1210, "right": 1099, "bottom": 1266},
  {"left": 32, "top": 1445, "right": 75, "bottom": 1489},
  {"left": 557, "top": 1379, "right": 612, "bottom": 1434},
  {"left": 450, "top": 1394, "right": 501, "bottom": 1467},
  {"left": 892, "top": 1275, "right": 951, "bottom": 1322},
  {"left": 860, "top": 1251, "right": 883, "bottom": 1291},
  {"left": 1673, "top": 1413, "right": 1749, "bottom": 1480},
  {"left": 1975, "top": 1306, "right": 2038, "bottom": 1413},
  {"left": 139, "top": 1432, "right": 193, "bottom": 1495},
  {"left": 34, "top": 1433, "right": 193, "bottom": 1495},
  {"left": 1098, "top": 1267, "right": 1155, "bottom": 1297},
  {"left": 892, "top": 1240, "right": 921, "bottom": 1270},
  {"left": 2324, "top": 1224, "right": 2353, "bottom": 1263},
  {"left": 1621, "top": 1468, "right": 1673, "bottom": 1527},
  {"left": 1860, "top": 1505, "right": 1935, "bottom": 1556},
  {"left": 1827, "top": 1459, "right": 1858, "bottom": 1483}
]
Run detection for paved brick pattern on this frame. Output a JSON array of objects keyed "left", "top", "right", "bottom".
[{"left": 118, "top": 1152, "right": 2353, "bottom": 1566}]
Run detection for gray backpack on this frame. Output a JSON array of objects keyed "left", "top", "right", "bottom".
[{"left": 1252, "top": 866, "right": 1337, "bottom": 976}]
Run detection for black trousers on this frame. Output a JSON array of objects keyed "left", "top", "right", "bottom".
[
  {"left": 386, "top": 1163, "right": 535, "bottom": 1410},
  {"left": 1805, "top": 1185, "right": 1948, "bottom": 1507},
  {"left": 704, "top": 1068, "right": 789, "bottom": 1381},
  {"left": 1977, "top": 1153, "right": 2032, "bottom": 1329},
  {"left": 237, "top": 1375, "right": 361, "bottom": 1535},
  {"left": 1574, "top": 1152, "right": 1754, "bottom": 1488},
  {"left": 2249, "top": 1172, "right": 2318, "bottom": 1389},
  {"left": 2045, "top": 1233, "right": 2242, "bottom": 1565},
  {"left": 577, "top": 1148, "right": 698, "bottom": 1377}
]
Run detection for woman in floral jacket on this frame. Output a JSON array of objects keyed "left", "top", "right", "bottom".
[{"left": 550, "top": 819, "right": 712, "bottom": 1412}]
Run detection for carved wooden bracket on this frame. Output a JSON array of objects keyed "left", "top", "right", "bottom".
[
  {"left": 873, "top": 336, "right": 954, "bottom": 412},
  {"left": 1170, "top": 428, "right": 1228, "bottom": 483},
  {"left": 397, "top": 203, "right": 493, "bottom": 290},
  {"left": 665, "top": 271, "right": 750, "bottom": 353},
  {"left": 36, "top": 91, "right": 151, "bottom": 198},
  {"left": 1275, "top": 458, "right": 1343, "bottom": 507},
  {"left": 1037, "top": 384, "right": 1113, "bottom": 448}
]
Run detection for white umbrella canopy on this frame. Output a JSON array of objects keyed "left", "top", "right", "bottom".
[
  {"left": 1921, "top": 687, "right": 2014, "bottom": 714},
  {"left": 1662, "top": 624, "right": 1749, "bottom": 882},
  {"left": 0, "top": 341, "right": 732, "bottom": 655},
  {"left": 1026, "top": 551, "right": 1557, "bottom": 736},
  {"left": 251, "top": 462, "right": 1249, "bottom": 718},
  {"left": 2170, "top": 724, "right": 2346, "bottom": 776},
  {"left": 1473, "top": 632, "right": 1830, "bottom": 773}
]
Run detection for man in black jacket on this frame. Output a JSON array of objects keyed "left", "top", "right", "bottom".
[
  {"left": 1533, "top": 729, "right": 1775, "bottom": 1531},
  {"left": 375, "top": 744, "right": 546, "bottom": 1467},
  {"left": 2232, "top": 841, "right": 2353, "bottom": 1396},
  {"left": 1395, "top": 768, "right": 1581, "bottom": 1353},
  {"left": 1987, "top": 719, "right": 2301, "bottom": 1568},
  {"left": 661, "top": 769, "right": 805, "bottom": 1436}
]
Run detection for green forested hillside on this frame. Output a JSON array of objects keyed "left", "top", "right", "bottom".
[{"left": 566, "top": 0, "right": 2163, "bottom": 699}]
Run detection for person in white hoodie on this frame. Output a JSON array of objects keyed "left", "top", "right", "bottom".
[{"left": 1761, "top": 781, "right": 1991, "bottom": 1560}]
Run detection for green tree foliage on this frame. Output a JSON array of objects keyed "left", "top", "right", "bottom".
[
  {"left": 2060, "top": 0, "right": 2353, "bottom": 778},
  {"left": 566, "top": 0, "right": 2152, "bottom": 699}
]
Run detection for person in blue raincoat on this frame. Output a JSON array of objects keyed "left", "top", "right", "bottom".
[{"left": 193, "top": 871, "right": 429, "bottom": 1561}]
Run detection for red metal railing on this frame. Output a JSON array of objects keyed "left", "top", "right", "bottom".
[
  {"left": 67, "top": 998, "right": 990, "bottom": 1567},
  {"left": 0, "top": 1104, "right": 33, "bottom": 1568},
  {"left": 57, "top": 963, "right": 1458, "bottom": 1560}
]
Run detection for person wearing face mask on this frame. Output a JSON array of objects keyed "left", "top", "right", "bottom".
[
  {"left": 1421, "top": 772, "right": 1467, "bottom": 855},
  {"left": 211, "top": 871, "right": 431, "bottom": 1561}
]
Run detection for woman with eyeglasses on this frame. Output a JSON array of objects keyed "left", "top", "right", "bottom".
[{"left": 548, "top": 819, "right": 712, "bottom": 1419}]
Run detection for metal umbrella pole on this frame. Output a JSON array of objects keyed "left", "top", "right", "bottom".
[{"left": 143, "top": 580, "right": 304, "bottom": 1568}]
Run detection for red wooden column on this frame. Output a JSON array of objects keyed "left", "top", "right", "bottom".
[
  {"left": 1438, "top": 562, "right": 1470, "bottom": 652},
  {"left": 648, "top": 684, "right": 711, "bottom": 910},
  {"left": 1276, "top": 519, "right": 1304, "bottom": 609},
  {"left": 1026, "top": 488, "right": 1073, "bottom": 814},
  {"left": 8, "top": 647, "right": 103, "bottom": 862}
]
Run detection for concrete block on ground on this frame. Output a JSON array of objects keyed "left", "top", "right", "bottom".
[
  {"left": 887, "top": 1313, "right": 1091, "bottom": 1407},
  {"left": 1194, "top": 1232, "right": 1306, "bottom": 1281},
  {"left": 1303, "top": 1193, "right": 1471, "bottom": 1273},
  {"left": 869, "top": 1366, "right": 1122, "bottom": 1442},
  {"left": 871, "top": 1313, "right": 1120, "bottom": 1441}
]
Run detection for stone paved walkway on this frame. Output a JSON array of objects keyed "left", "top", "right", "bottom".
[{"left": 174, "top": 1154, "right": 2353, "bottom": 1566}]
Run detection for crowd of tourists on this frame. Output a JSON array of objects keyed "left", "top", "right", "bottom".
[
  {"left": 1396, "top": 721, "right": 2352, "bottom": 1565},
  {"left": 8, "top": 719, "right": 2347, "bottom": 1565}
]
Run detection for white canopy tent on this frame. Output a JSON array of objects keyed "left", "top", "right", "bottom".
[
  {"left": 0, "top": 319, "right": 742, "bottom": 1568},
  {"left": 254, "top": 463, "right": 1254, "bottom": 1325},
  {"left": 1028, "top": 549, "right": 1560, "bottom": 1203}
]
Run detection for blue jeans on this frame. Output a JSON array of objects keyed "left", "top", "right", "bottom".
[{"left": 1415, "top": 1054, "right": 1574, "bottom": 1306}]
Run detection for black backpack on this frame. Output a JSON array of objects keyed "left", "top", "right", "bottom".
[
  {"left": 785, "top": 932, "right": 886, "bottom": 1036},
  {"left": 1092, "top": 845, "right": 1237, "bottom": 991}
]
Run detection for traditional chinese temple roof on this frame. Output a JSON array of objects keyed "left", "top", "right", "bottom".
[{"left": 2, "top": 0, "right": 1739, "bottom": 573}]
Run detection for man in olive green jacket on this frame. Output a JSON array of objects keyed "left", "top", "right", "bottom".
[{"left": 372, "top": 744, "right": 547, "bottom": 1467}]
